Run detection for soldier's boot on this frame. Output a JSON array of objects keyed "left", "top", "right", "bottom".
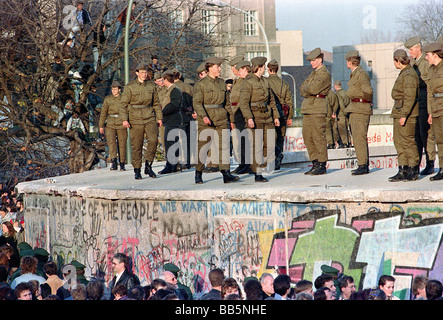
[
  {"left": 304, "top": 160, "right": 319, "bottom": 175},
  {"left": 255, "top": 173, "right": 268, "bottom": 183},
  {"left": 237, "top": 164, "right": 251, "bottom": 175},
  {"left": 388, "top": 166, "right": 408, "bottom": 182},
  {"left": 120, "top": 162, "right": 125, "bottom": 171},
  {"left": 232, "top": 164, "right": 245, "bottom": 174},
  {"left": 195, "top": 171, "right": 203, "bottom": 184},
  {"left": 221, "top": 170, "right": 240, "bottom": 183},
  {"left": 110, "top": 158, "right": 118, "bottom": 171},
  {"left": 420, "top": 160, "right": 434, "bottom": 175},
  {"left": 159, "top": 162, "right": 175, "bottom": 175},
  {"left": 144, "top": 161, "right": 157, "bottom": 178},
  {"left": 404, "top": 165, "right": 419, "bottom": 181},
  {"left": 310, "top": 162, "right": 326, "bottom": 175},
  {"left": 430, "top": 168, "right": 443, "bottom": 181},
  {"left": 204, "top": 166, "right": 219, "bottom": 173},
  {"left": 351, "top": 164, "right": 370, "bottom": 176},
  {"left": 134, "top": 168, "right": 142, "bottom": 180}
]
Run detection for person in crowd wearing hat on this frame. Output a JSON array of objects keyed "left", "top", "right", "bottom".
[
  {"left": 163, "top": 263, "right": 193, "bottom": 300},
  {"left": 405, "top": 36, "right": 436, "bottom": 176},
  {"left": 108, "top": 253, "right": 140, "bottom": 300},
  {"left": 333, "top": 80, "right": 352, "bottom": 148},
  {"left": 423, "top": 42, "right": 443, "bottom": 180},
  {"left": 192, "top": 56, "right": 239, "bottom": 184},
  {"left": 157, "top": 70, "right": 185, "bottom": 174},
  {"left": 326, "top": 90, "right": 340, "bottom": 149},
  {"left": 388, "top": 49, "right": 420, "bottom": 182},
  {"left": 266, "top": 59, "right": 294, "bottom": 170},
  {"left": 173, "top": 69, "right": 194, "bottom": 171},
  {"left": 344, "top": 49, "right": 373, "bottom": 175},
  {"left": 70, "top": 260, "right": 89, "bottom": 286},
  {"left": 99, "top": 81, "right": 127, "bottom": 171},
  {"left": 120, "top": 63, "right": 163, "bottom": 180},
  {"left": 300, "top": 48, "right": 331, "bottom": 175},
  {"left": 230, "top": 60, "right": 253, "bottom": 175},
  {"left": 238, "top": 56, "right": 280, "bottom": 182}
]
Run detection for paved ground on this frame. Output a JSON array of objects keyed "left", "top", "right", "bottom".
[{"left": 15, "top": 161, "right": 443, "bottom": 204}]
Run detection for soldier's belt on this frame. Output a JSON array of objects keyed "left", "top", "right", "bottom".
[
  {"left": 231, "top": 102, "right": 238, "bottom": 106},
  {"left": 205, "top": 104, "right": 224, "bottom": 109},
  {"left": 131, "top": 104, "right": 151, "bottom": 108},
  {"left": 250, "top": 102, "right": 268, "bottom": 107},
  {"left": 351, "top": 98, "right": 371, "bottom": 103},
  {"left": 107, "top": 114, "right": 119, "bottom": 118},
  {"left": 434, "top": 93, "right": 443, "bottom": 98},
  {"left": 312, "top": 94, "right": 326, "bottom": 99}
]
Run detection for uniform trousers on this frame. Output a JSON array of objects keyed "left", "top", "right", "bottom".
[
  {"left": 105, "top": 127, "right": 127, "bottom": 163},
  {"left": 393, "top": 117, "right": 419, "bottom": 167},
  {"left": 349, "top": 113, "right": 371, "bottom": 165},
  {"left": 251, "top": 122, "right": 276, "bottom": 174},
  {"left": 129, "top": 120, "right": 158, "bottom": 169},
  {"left": 302, "top": 114, "right": 328, "bottom": 163},
  {"left": 196, "top": 124, "right": 230, "bottom": 172},
  {"left": 432, "top": 115, "right": 443, "bottom": 168}
]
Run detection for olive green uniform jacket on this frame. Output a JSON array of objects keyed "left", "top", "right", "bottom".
[{"left": 300, "top": 65, "right": 331, "bottom": 115}]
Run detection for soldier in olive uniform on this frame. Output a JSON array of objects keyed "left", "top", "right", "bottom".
[
  {"left": 266, "top": 59, "right": 294, "bottom": 170},
  {"left": 423, "top": 43, "right": 443, "bottom": 180},
  {"left": 99, "top": 81, "right": 127, "bottom": 171},
  {"left": 238, "top": 56, "right": 280, "bottom": 182},
  {"left": 120, "top": 63, "right": 163, "bottom": 180},
  {"left": 230, "top": 60, "right": 253, "bottom": 175},
  {"left": 345, "top": 50, "right": 373, "bottom": 175},
  {"left": 389, "top": 49, "right": 420, "bottom": 182},
  {"left": 405, "top": 36, "right": 436, "bottom": 175},
  {"left": 333, "top": 80, "right": 351, "bottom": 148},
  {"left": 326, "top": 90, "right": 339, "bottom": 149},
  {"left": 300, "top": 48, "right": 331, "bottom": 175},
  {"left": 192, "top": 56, "right": 239, "bottom": 184}
]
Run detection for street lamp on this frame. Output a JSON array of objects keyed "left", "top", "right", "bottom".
[
  {"left": 281, "top": 71, "right": 297, "bottom": 116},
  {"left": 207, "top": 0, "right": 270, "bottom": 61},
  {"left": 124, "top": 0, "right": 135, "bottom": 163}
]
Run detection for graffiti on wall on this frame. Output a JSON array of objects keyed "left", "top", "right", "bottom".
[{"left": 24, "top": 195, "right": 443, "bottom": 299}]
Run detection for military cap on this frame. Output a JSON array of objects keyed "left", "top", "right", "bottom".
[
  {"left": 162, "top": 69, "right": 175, "bottom": 77},
  {"left": 205, "top": 56, "right": 224, "bottom": 65},
  {"left": 19, "top": 249, "right": 35, "bottom": 257},
  {"left": 306, "top": 48, "right": 323, "bottom": 61},
  {"left": 70, "top": 260, "right": 86, "bottom": 270},
  {"left": 111, "top": 81, "right": 122, "bottom": 88},
  {"left": 267, "top": 59, "right": 279, "bottom": 66},
  {"left": 345, "top": 49, "right": 360, "bottom": 60},
  {"left": 196, "top": 62, "right": 206, "bottom": 74},
  {"left": 251, "top": 56, "right": 267, "bottom": 66},
  {"left": 135, "top": 63, "right": 148, "bottom": 71},
  {"left": 235, "top": 60, "right": 251, "bottom": 70},
  {"left": 321, "top": 264, "right": 339, "bottom": 276},
  {"left": 17, "top": 242, "right": 32, "bottom": 251},
  {"left": 404, "top": 36, "right": 421, "bottom": 49},
  {"left": 153, "top": 72, "right": 162, "bottom": 80},
  {"left": 229, "top": 55, "right": 244, "bottom": 67},
  {"left": 423, "top": 42, "right": 443, "bottom": 53},
  {"left": 164, "top": 263, "right": 180, "bottom": 276},
  {"left": 34, "top": 247, "right": 49, "bottom": 257},
  {"left": 393, "top": 49, "right": 408, "bottom": 59}
]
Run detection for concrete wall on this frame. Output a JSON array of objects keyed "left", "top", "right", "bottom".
[{"left": 22, "top": 192, "right": 443, "bottom": 300}]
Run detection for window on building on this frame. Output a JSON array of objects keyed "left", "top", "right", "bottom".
[
  {"left": 244, "top": 11, "right": 258, "bottom": 36},
  {"left": 202, "top": 10, "right": 216, "bottom": 35},
  {"left": 246, "top": 51, "right": 266, "bottom": 61},
  {"left": 170, "top": 9, "right": 184, "bottom": 26}
]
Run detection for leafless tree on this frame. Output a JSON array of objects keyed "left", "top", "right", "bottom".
[
  {"left": 396, "top": 0, "right": 443, "bottom": 43},
  {"left": 0, "top": 0, "right": 235, "bottom": 188}
]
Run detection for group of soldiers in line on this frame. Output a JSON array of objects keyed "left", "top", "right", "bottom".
[
  {"left": 99, "top": 55, "right": 294, "bottom": 183},
  {"left": 99, "top": 35, "right": 443, "bottom": 183},
  {"left": 301, "top": 36, "right": 443, "bottom": 182}
]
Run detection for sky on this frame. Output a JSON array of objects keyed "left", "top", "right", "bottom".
[{"left": 275, "top": 0, "right": 418, "bottom": 52}]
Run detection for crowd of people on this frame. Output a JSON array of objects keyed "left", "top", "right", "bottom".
[{"left": 1, "top": 241, "right": 442, "bottom": 301}]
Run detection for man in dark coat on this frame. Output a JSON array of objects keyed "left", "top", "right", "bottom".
[{"left": 108, "top": 253, "right": 140, "bottom": 300}]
